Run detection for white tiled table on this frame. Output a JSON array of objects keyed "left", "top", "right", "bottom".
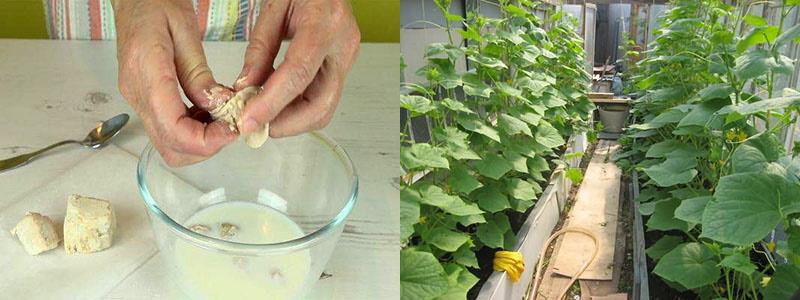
[{"left": 0, "top": 39, "right": 399, "bottom": 299}]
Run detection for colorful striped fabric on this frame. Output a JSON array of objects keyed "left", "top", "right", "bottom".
[{"left": 42, "top": 0, "right": 263, "bottom": 41}]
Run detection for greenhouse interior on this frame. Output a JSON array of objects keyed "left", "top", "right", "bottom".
[{"left": 400, "top": 0, "right": 800, "bottom": 299}]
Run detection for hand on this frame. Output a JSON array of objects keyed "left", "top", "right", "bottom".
[
  {"left": 113, "top": 0, "right": 236, "bottom": 166},
  {"left": 234, "top": 0, "right": 360, "bottom": 138}
]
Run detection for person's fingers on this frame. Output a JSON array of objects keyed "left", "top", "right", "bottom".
[
  {"left": 173, "top": 115, "right": 238, "bottom": 157},
  {"left": 269, "top": 58, "right": 342, "bottom": 137},
  {"left": 114, "top": 0, "right": 238, "bottom": 167},
  {"left": 240, "top": 22, "right": 332, "bottom": 134},
  {"left": 234, "top": 0, "right": 292, "bottom": 91},
  {"left": 167, "top": 2, "right": 219, "bottom": 110},
  {"left": 149, "top": 109, "right": 235, "bottom": 167},
  {"left": 141, "top": 38, "right": 236, "bottom": 165},
  {"left": 187, "top": 106, "right": 212, "bottom": 123}
]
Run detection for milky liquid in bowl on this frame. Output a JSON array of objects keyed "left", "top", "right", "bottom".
[{"left": 174, "top": 201, "right": 311, "bottom": 300}]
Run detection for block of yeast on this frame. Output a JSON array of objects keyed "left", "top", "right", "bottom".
[
  {"left": 63, "top": 194, "right": 117, "bottom": 254},
  {"left": 10, "top": 212, "right": 61, "bottom": 255}
]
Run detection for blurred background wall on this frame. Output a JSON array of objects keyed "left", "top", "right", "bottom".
[{"left": 0, "top": 0, "right": 400, "bottom": 42}]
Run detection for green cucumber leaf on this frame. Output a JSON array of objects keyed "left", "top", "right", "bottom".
[
  {"left": 402, "top": 144, "right": 450, "bottom": 170},
  {"left": 737, "top": 25, "right": 778, "bottom": 53},
  {"left": 449, "top": 164, "right": 483, "bottom": 195},
  {"left": 440, "top": 98, "right": 474, "bottom": 114},
  {"left": 697, "top": 83, "right": 734, "bottom": 101},
  {"left": 401, "top": 95, "right": 436, "bottom": 117},
  {"left": 456, "top": 114, "right": 501, "bottom": 142},
  {"left": 646, "top": 235, "right": 684, "bottom": 260},
  {"left": 401, "top": 188, "right": 422, "bottom": 240},
  {"left": 452, "top": 245, "right": 479, "bottom": 268},
  {"left": 645, "top": 140, "right": 703, "bottom": 158},
  {"left": 643, "top": 156, "right": 698, "bottom": 187},
  {"left": 498, "top": 113, "right": 532, "bottom": 136},
  {"left": 474, "top": 153, "right": 513, "bottom": 180},
  {"left": 763, "top": 265, "right": 800, "bottom": 300},
  {"left": 674, "top": 196, "right": 712, "bottom": 224},
  {"left": 731, "top": 144, "right": 769, "bottom": 174},
  {"left": 653, "top": 243, "right": 721, "bottom": 290},
  {"left": 507, "top": 178, "right": 539, "bottom": 200},
  {"left": 434, "top": 264, "right": 479, "bottom": 300},
  {"left": 401, "top": 249, "right": 449, "bottom": 300},
  {"left": 535, "top": 121, "right": 566, "bottom": 148},
  {"left": 701, "top": 173, "right": 800, "bottom": 245},
  {"left": 474, "top": 185, "right": 510, "bottom": 213},
  {"left": 453, "top": 214, "right": 486, "bottom": 227},
  {"left": 476, "top": 220, "right": 505, "bottom": 249},
  {"left": 434, "top": 127, "right": 482, "bottom": 161},
  {"left": 505, "top": 151, "right": 529, "bottom": 174},
  {"left": 461, "top": 73, "right": 493, "bottom": 98},
  {"left": 717, "top": 253, "right": 756, "bottom": 275},
  {"left": 647, "top": 198, "right": 692, "bottom": 232},
  {"left": 423, "top": 227, "right": 470, "bottom": 252}
]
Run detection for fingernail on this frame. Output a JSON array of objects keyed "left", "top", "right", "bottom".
[
  {"left": 242, "top": 118, "right": 259, "bottom": 134},
  {"left": 235, "top": 66, "right": 250, "bottom": 87},
  {"left": 205, "top": 85, "right": 234, "bottom": 109}
]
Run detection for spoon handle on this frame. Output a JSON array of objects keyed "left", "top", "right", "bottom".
[{"left": 0, "top": 140, "right": 81, "bottom": 172}]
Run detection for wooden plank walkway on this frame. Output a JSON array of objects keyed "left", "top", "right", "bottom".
[{"left": 536, "top": 140, "right": 625, "bottom": 299}]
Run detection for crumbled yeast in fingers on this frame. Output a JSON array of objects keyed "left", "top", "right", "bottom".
[
  {"left": 204, "top": 85, "right": 235, "bottom": 110},
  {"left": 207, "top": 86, "right": 269, "bottom": 148}
]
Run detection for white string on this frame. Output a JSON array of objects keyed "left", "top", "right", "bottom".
[
  {"left": 422, "top": 0, "right": 428, "bottom": 41},
  {"left": 421, "top": 0, "right": 426, "bottom": 24}
]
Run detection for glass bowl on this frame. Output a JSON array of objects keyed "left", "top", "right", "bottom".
[{"left": 136, "top": 132, "right": 358, "bottom": 300}]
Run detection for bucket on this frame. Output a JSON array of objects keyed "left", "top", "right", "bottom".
[{"left": 598, "top": 105, "right": 630, "bottom": 133}]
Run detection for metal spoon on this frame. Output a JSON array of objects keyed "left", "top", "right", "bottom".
[{"left": 0, "top": 113, "right": 130, "bottom": 172}]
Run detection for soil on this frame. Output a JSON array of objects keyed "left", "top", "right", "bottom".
[
  {"left": 617, "top": 177, "right": 634, "bottom": 296},
  {"left": 643, "top": 229, "right": 698, "bottom": 299}
]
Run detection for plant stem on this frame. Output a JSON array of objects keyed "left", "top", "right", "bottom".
[{"left": 724, "top": 268, "right": 733, "bottom": 300}]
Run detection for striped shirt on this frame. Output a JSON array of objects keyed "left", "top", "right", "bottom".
[{"left": 43, "top": 0, "right": 263, "bottom": 41}]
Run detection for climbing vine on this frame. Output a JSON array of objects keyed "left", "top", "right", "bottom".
[
  {"left": 399, "top": 1, "right": 593, "bottom": 299},
  {"left": 618, "top": 0, "right": 800, "bottom": 298}
]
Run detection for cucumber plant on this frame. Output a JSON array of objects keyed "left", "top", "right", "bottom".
[
  {"left": 618, "top": 0, "right": 800, "bottom": 298},
  {"left": 399, "top": 1, "right": 593, "bottom": 299}
]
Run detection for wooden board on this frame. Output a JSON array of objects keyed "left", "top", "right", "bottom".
[
  {"left": 591, "top": 293, "right": 629, "bottom": 300},
  {"left": 534, "top": 231, "right": 576, "bottom": 300},
  {"left": 579, "top": 179, "right": 629, "bottom": 298},
  {"left": 580, "top": 280, "right": 618, "bottom": 298},
  {"left": 550, "top": 140, "right": 622, "bottom": 280},
  {"left": 588, "top": 92, "right": 614, "bottom": 99},
  {"left": 534, "top": 266, "right": 574, "bottom": 300},
  {"left": 590, "top": 98, "right": 632, "bottom": 105},
  {"left": 630, "top": 171, "right": 651, "bottom": 300}
]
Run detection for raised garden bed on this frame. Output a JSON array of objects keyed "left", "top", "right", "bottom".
[
  {"left": 628, "top": 171, "right": 650, "bottom": 300},
  {"left": 614, "top": 1, "right": 800, "bottom": 298},
  {"left": 399, "top": 3, "right": 598, "bottom": 300},
  {"left": 475, "top": 133, "right": 588, "bottom": 299}
]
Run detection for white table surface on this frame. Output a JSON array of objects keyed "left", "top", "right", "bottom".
[{"left": 0, "top": 39, "right": 399, "bottom": 299}]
